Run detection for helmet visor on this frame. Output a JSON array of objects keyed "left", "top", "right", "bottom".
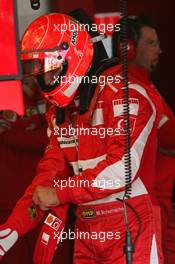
[
  {"left": 22, "top": 48, "right": 70, "bottom": 88},
  {"left": 22, "top": 57, "right": 62, "bottom": 76},
  {"left": 21, "top": 47, "right": 68, "bottom": 76}
]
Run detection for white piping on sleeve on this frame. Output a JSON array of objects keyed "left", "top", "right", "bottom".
[
  {"left": 93, "top": 83, "right": 156, "bottom": 190},
  {"left": 158, "top": 115, "right": 169, "bottom": 129}
]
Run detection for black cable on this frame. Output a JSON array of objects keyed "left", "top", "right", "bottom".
[
  {"left": 119, "top": 0, "right": 136, "bottom": 263},
  {"left": 116, "top": 198, "right": 142, "bottom": 245},
  {"left": 120, "top": 0, "right": 132, "bottom": 200}
]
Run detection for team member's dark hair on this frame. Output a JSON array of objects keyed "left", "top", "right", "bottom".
[{"left": 112, "top": 16, "right": 156, "bottom": 57}]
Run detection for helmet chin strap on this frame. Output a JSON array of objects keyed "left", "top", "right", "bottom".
[
  {"left": 91, "top": 34, "right": 106, "bottom": 43},
  {"left": 68, "top": 8, "right": 109, "bottom": 115}
]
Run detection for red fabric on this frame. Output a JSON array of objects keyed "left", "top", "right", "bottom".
[
  {"left": 157, "top": 98, "right": 175, "bottom": 264},
  {"left": 128, "top": 65, "right": 175, "bottom": 264},
  {"left": 0, "top": 82, "right": 24, "bottom": 115},
  {"left": 0, "top": 93, "right": 48, "bottom": 208},
  {"left": 158, "top": 118, "right": 175, "bottom": 150},
  {"left": 74, "top": 195, "right": 163, "bottom": 264},
  {"left": 0, "top": 210, "right": 37, "bottom": 264},
  {"left": 34, "top": 206, "right": 68, "bottom": 264},
  {"left": 128, "top": 65, "right": 175, "bottom": 151},
  {"left": 43, "top": 64, "right": 160, "bottom": 206},
  {"left": 45, "top": 65, "right": 163, "bottom": 205},
  {"left": 29, "top": 63, "right": 164, "bottom": 262},
  {"left": 156, "top": 154, "right": 175, "bottom": 264},
  {"left": 0, "top": 90, "right": 48, "bottom": 262},
  {"left": 1, "top": 64, "right": 166, "bottom": 262}
]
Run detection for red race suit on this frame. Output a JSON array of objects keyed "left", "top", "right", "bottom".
[{"left": 2, "top": 64, "right": 173, "bottom": 263}]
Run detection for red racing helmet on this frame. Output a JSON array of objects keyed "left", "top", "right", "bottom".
[{"left": 21, "top": 13, "right": 94, "bottom": 107}]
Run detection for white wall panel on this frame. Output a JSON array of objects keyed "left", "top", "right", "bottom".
[{"left": 17, "top": 0, "right": 50, "bottom": 37}]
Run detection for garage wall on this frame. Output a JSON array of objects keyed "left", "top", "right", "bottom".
[{"left": 17, "top": 0, "right": 50, "bottom": 36}]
